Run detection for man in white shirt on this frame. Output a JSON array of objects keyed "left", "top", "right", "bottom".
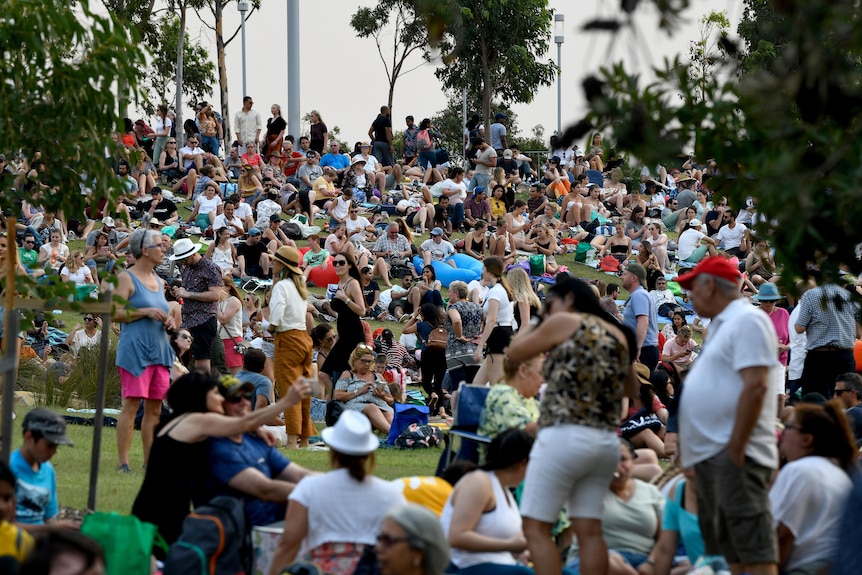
[
  {"left": 677, "top": 256, "right": 780, "bottom": 575},
  {"left": 677, "top": 219, "right": 718, "bottom": 263},
  {"left": 649, "top": 277, "right": 678, "bottom": 318},
  {"left": 715, "top": 210, "right": 749, "bottom": 258},
  {"left": 212, "top": 200, "right": 246, "bottom": 241},
  {"left": 787, "top": 279, "right": 812, "bottom": 399},
  {"left": 420, "top": 228, "right": 456, "bottom": 267},
  {"left": 346, "top": 208, "right": 375, "bottom": 244},
  {"left": 234, "top": 96, "right": 262, "bottom": 149},
  {"left": 178, "top": 135, "right": 210, "bottom": 172},
  {"left": 471, "top": 138, "right": 497, "bottom": 193},
  {"left": 228, "top": 194, "right": 255, "bottom": 231}
]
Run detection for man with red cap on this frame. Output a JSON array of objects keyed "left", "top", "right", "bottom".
[{"left": 676, "top": 256, "right": 781, "bottom": 575}]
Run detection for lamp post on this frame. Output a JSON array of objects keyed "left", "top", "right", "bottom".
[
  {"left": 238, "top": 0, "right": 249, "bottom": 98},
  {"left": 554, "top": 13, "right": 565, "bottom": 136}
]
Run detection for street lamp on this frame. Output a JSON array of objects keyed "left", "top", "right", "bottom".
[
  {"left": 238, "top": 0, "right": 249, "bottom": 98},
  {"left": 554, "top": 13, "right": 565, "bottom": 136}
]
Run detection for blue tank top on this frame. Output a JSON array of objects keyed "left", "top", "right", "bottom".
[{"left": 116, "top": 271, "right": 176, "bottom": 376}]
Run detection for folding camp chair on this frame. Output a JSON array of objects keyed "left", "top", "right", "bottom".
[{"left": 436, "top": 383, "right": 491, "bottom": 474}]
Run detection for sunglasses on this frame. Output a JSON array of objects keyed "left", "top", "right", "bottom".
[
  {"left": 178, "top": 333, "right": 193, "bottom": 341},
  {"left": 226, "top": 392, "right": 254, "bottom": 404},
  {"left": 84, "top": 317, "right": 95, "bottom": 322},
  {"left": 23, "top": 240, "right": 34, "bottom": 244},
  {"left": 333, "top": 260, "right": 348, "bottom": 266}
]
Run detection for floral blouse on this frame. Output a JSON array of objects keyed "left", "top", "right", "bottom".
[{"left": 539, "top": 314, "right": 630, "bottom": 431}]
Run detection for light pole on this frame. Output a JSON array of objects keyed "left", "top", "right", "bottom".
[
  {"left": 554, "top": 13, "right": 565, "bottom": 136},
  {"left": 238, "top": 0, "right": 249, "bottom": 98}
]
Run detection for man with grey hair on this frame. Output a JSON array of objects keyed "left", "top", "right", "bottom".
[{"left": 676, "top": 256, "right": 781, "bottom": 575}]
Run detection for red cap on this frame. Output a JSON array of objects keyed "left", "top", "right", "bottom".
[{"left": 673, "top": 256, "right": 742, "bottom": 290}]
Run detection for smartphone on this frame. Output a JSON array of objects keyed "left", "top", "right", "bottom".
[{"left": 376, "top": 381, "right": 387, "bottom": 391}]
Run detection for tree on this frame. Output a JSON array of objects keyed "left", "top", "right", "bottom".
[
  {"left": 0, "top": 0, "right": 145, "bottom": 214},
  {"left": 431, "top": 0, "right": 557, "bottom": 130},
  {"left": 560, "top": 0, "right": 862, "bottom": 281},
  {"left": 688, "top": 10, "right": 730, "bottom": 104},
  {"left": 0, "top": 0, "right": 146, "bottom": 294},
  {"left": 145, "top": 14, "right": 216, "bottom": 115},
  {"left": 196, "top": 0, "right": 262, "bottom": 144},
  {"left": 350, "top": 0, "right": 428, "bottom": 112},
  {"left": 168, "top": 0, "right": 207, "bottom": 147}
]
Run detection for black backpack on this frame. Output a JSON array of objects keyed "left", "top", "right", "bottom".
[
  {"left": 281, "top": 221, "right": 304, "bottom": 240},
  {"left": 163, "top": 496, "right": 251, "bottom": 575}
]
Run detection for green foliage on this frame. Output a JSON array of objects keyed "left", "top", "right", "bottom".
[
  {"left": 145, "top": 14, "right": 217, "bottom": 115},
  {"left": 350, "top": 0, "right": 428, "bottom": 111},
  {"left": 581, "top": 0, "right": 862, "bottom": 281},
  {"left": 0, "top": 0, "right": 146, "bottom": 218},
  {"left": 687, "top": 10, "right": 730, "bottom": 103},
  {"left": 431, "top": 0, "right": 557, "bottom": 129}
]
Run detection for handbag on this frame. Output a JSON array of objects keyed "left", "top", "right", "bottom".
[
  {"left": 426, "top": 326, "right": 448, "bottom": 350},
  {"left": 81, "top": 512, "right": 165, "bottom": 575},
  {"left": 325, "top": 400, "right": 345, "bottom": 427},
  {"left": 529, "top": 254, "right": 546, "bottom": 275}
]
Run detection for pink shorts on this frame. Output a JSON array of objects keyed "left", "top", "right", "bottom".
[
  {"left": 119, "top": 365, "right": 171, "bottom": 400},
  {"left": 223, "top": 337, "right": 245, "bottom": 369}
]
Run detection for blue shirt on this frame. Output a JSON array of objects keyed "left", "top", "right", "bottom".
[
  {"left": 662, "top": 479, "right": 704, "bottom": 563},
  {"left": 207, "top": 434, "right": 291, "bottom": 526},
  {"left": 235, "top": 370, "right": 273, "bottom": 408},
  {"left": 319, "top": 153, "right": 350, "bottom": 171},
  {"left": 623, "top": 286, "right": 659, "bottom": 347},
  {"left": 116, "top": 272, "right": 175, "bottom": 376},
  {"left": 10, "top": 450, "right": 58, "bottom": 524}
]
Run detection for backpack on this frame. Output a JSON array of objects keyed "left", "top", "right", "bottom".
[
  {"left": 416, "top": 129, "right": 431, "bottom": 152},
  {"left": 162, "top": 496, "right": 250, "bottom": 575},
  {"left": 600, "top": 254, "right": 621, "bottom": 272},
  {"left": 281, "top": 222, "right": 303, "bottom": 240},
  {"left": 425, "top": 326, "right": 448, "bottom": 350},
  {"left": 394, "top": 423, "right": 444, "bottom": 449}
]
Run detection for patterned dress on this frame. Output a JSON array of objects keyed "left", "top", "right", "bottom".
[
  {"left": 335, "top": 372, "right": 393, "bottom": 413},
  {"left": 538, "top": 313, "right": 630, "bottom": 432}
]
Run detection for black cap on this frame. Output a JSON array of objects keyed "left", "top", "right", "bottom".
[{"left": 23, "top": 408, "right": 73, "bottom": 446}]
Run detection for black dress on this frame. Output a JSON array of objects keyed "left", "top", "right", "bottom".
[
  {"left": 320, "top": 286, "right": 364, "bottom": 379},
  {"left": 131, "top": 415, "right": 206, "bottom": 553}
]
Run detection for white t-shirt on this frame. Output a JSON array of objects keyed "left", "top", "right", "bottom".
[
  {"left": 197, "top": 195, "right": 222, "bottom": 216},
  {"left": 676, "top": 228, "right": 705, "bottom": 261},
  {"left": 346, "top": 216, "right": 372, "bottom": 242},
  {"left": 354, "top": 154, "right": 379, "bottom": 175},
  {"left": 233, "top": 201, "right": 253, "bottom": 222},
  {"left": 330, "top": 196, "right": 351, "bottom": 221},
  {"left": 716, "top": 223, "right": 747, "bottom": 250},
  {"left": 289, "top": 468, "right": 406, "bottom": 555},
  {"left": 787, "top": 306, "right": 807, "bottom": 380},
  {"left": 212, "top": 214, "right": 245, "bottom": 241},
  {"left": 420, "top": 238, "right": 455, "bottom": 262},
  {"left": 484, "top": 283, "right": 514, "bottom": 327},
  {"left": 769, "top": 456, "right": 852, "bottom": 571},
  {"left": 155, "top": 117, "right": 172, "bottom": 135},
  {"left": 62, "top": 266, "right": 92, "bottom": 287},
  {"left": 679, "top": 299, "right": 780, "bottom": 468},
  {"left": 440, "top": 179, "right": 468, "bottom": 205},
  {"left": 468, "top": 280, "right": 489, "bottom": 305}
]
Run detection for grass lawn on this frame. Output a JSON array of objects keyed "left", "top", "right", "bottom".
[
  {"left": 5, "top": 405, "right": 444, "bottom": 513},
  {"left": 12, "top": 192, "right": 649, "bottom": 513}
]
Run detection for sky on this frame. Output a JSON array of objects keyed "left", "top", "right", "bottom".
[{"left": 172, "top": 0, "right": 744, "bottom": 150}]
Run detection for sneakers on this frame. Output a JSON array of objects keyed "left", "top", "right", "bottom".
[
  {"left": 319, "top": 313, "right": 336, "bottom": 322},
  {"left": 117, "top": 463, "right": 133, "bottom": 474}
]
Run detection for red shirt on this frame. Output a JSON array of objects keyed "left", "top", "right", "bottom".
[
  {"left": 283, "top": 152, "right": 305, "bottom": 177},
  {"left": 241, "top": 152, "right": 263, "bottom": 167}
]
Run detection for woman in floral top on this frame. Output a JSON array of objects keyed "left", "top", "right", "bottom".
[
  {"left": 507, "top": 274, "right": 638, "bottom": 575},
  {"left": 444, "top": 280, "right": 483, "bottom": 386},
  {"left": 477, "top": 353, "right": 543, "bottom": 439}
]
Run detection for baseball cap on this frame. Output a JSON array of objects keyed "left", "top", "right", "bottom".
[
  {"left": 247, "top": 227, "right": 262, "bottom": 236},
  {"left": 431, "top": 227, "right": 444, "bottom": 236},
  {"left": 688, "top": 218, "right": 702, "bottom": 228},
  {"left": 495, "top": 112, "right": 508, "bottom": 120},
  {"left": 23, "top": 408, "right": 73, "bottom": 446},
  {"left": 673, "top": 256, "right": 742, "bottom": 290},
  {"left": 101, "top": 216, "right": 115, "bottom": 228},
  {"left": 218, "top": 379, "right": 255, "bottom": 399},
  {"left": 624, "top": 262, "right": 647, "bottom": 284}
]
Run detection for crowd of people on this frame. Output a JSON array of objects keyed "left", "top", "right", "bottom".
[{"left": 2, "top": 99, "right": 862, "bottom": 575}]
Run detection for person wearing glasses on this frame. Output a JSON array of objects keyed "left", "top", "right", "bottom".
[
  {"left": 376, "top": 504, "right": 450, "bottom": 575},
  {"left": 199, "top": 379, "right": 316, "bottom": 527},
  {"left": 320, "top": 140, "right": 351, "bottom": 185},
  {"left": 178, "top": 135, "right": 210, "bottom": 199},
  {"left": 113, "top": 229, "right": 178, "bottom": 474},
  {"left": 64, "top": 314, "right": 102, "bottom": 356},
  {"left": 17, "top": 233, "right": 45, "bottom": 279},
  {"left": 372, "top": 223, "right": 412, "bottom": 288},
  {"left": 333, "top": 344, "right": 395, "bottom": 433},
  {"left": 319, "top": 255, "right": 366, "bottom": 398}
]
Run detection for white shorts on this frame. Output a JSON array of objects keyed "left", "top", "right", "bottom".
[{"left": 520, "top": 425, "right": 619, "bottom": 522}]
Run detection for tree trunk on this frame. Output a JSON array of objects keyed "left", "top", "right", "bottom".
[
  {"left": 215, "top": 0, "right": 231, "bottom": 143},
  {"left": 175, "top": 0, "right": 187, "bottom": 147}
]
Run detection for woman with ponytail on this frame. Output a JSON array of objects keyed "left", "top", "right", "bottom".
[
  {"left": 769, "top": 400, "right": 856, "bottom": 575},
  {"left": 472, "top": 256, "right": 515, "bottom": 386},
  {"left": 508, "top": 272, "right": 638, "bottom": 575},
  {"left": 269, "top": 245, "right": 316, "bottom": 449}
]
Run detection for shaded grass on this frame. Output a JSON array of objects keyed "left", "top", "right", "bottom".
[{"left": 5, "top": 406, "right": 442, "bottom": 513}]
